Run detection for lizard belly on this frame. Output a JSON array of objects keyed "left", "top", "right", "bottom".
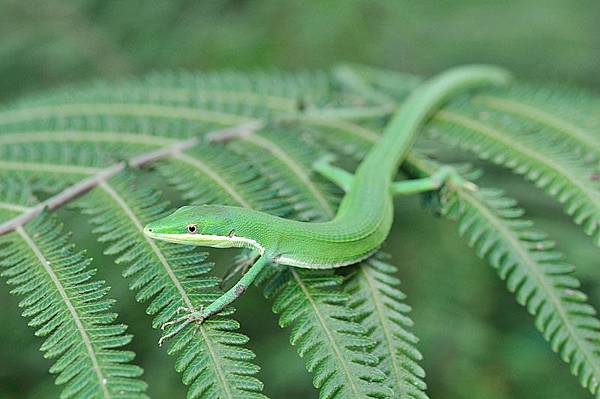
[{"left": 276, "top": 247, "right": 379, "bottom": 269}]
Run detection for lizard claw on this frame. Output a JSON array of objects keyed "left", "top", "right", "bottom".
[
  {"left": 176, "top": 306, "right": 191, "bottom": 315},
  {"left": 159, "top": 308, "right": 208, "bottom": 346},
  {"left": 160, "top": 307, "right": 191, "bottom": 329}
]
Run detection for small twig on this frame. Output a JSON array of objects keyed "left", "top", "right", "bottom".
[
  {"left": 205, "top": 121, "right": 263, "bottom": 143},
  {"left": 0, "top": 122, "right": 263, "bottom": 236}
]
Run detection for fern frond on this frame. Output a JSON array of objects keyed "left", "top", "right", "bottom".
[
  {"left": 405, "top": 155, "right": 600, "bottom": 397},
  {"left": 0, "top": 132, "right": 160, "bottom": 161},
  {"left": 7, "top": 70, "right": 331, "bottom": 117},
  {"left": 343, "top": 257, "right": 427, "bottom": 399},
  {"left": 76, "top": 172, "right": 266, "bottom": 399},
  {"left": 157, "top": 143, "right": 289, "bottom": 216},
  {"left": 230, "top": 130, "right": 427, "bottom": 397},
  {"left": 0, "top": 130, "right": 178, "bottom": 148},
  {"left": 230, "top": 129, "right": 340, "bottom": 221},
  {"left": 0, "top": 102, "right": 254, "bottom": 131},
  {"left": 0, "top": 71, "right": 337, "bottom": 139},
  {"left": 0, "top": 153, "right": 113, "bottom": 213},
  {"left": 0, "top": 140, "right": 144, "bottom": 180},
  {"left": 0, "top": 213, "right": 147, "bottom": 398},
  {"left": 159, "top": 137, "right": 400, "bottom": 397},
  {"left": 453, "top": 188, "right": 600, "bottom": 395},
  {"left": 428, "top": 105, "right": 600, "bottom": 246},
  {"left": 263, "top": 268, "right": 392, "bottom": 399},
  {"left": 473, "top": 85, "right": 600, "bottom": 161}
]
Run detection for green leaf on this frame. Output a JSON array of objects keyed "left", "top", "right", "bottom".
[
  {"left": 77, "top": 172, "right": 266, "bottom": 399},
  {"left": 264, "top": 268, "right": 392, "bottom": 399},
  {"left": 344, "top": 257, "right": 427, "bottom": 399},
  {"left": 428, "top": 99, "right": 600, "bottom": 246},
  {"left": 407, "top": 155, "right": 600, "bottom": 397},
  {"left": 0, "top": 213, "right": 147, "bottom": 398},
  {"left": 233, "top": 129, "right": 427, "bottom": 397}
]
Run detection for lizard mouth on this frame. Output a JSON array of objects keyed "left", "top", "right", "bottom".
[{"left": 143, "top": 226, "right": 264, "bottom": 252}]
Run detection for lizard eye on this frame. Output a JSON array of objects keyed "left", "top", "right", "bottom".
[{"left": 186, "top": 224, "right": 198, "bottom": 234}]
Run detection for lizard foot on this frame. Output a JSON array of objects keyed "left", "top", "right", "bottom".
[
  {"left": 430, "top": 165, "right": 478, "bottom": 193},
  {"left": 159, "top": 308, "right": 207, "bottom": 346}
]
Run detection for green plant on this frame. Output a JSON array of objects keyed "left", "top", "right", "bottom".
[{"left": 0, "top": 65, "right": 598, "bottom": 398}]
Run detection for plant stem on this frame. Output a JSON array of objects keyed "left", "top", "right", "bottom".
[{"left": 0, "top": 122, "right": 262, "bottom": 235}]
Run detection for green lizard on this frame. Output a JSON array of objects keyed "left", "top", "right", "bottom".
[{"left": 144, "top": 65, "right": 511, "bottom": 344}]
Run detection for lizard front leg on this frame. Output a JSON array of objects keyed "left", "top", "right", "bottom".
[{"left": 159, "top": 255, "right": 272, "bottom": 346}]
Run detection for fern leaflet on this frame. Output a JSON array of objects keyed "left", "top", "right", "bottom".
[
  {"left": 406, "top": 155, "right": 600, "bottom": 397},
  {"left": 76, "top": 172, "right": 266, "bottom": 399},
  {"left": 343, "top": 257, "right": 427, "bottom": 399},
  {"left": 428, "top": 105, "right": 600, "bottom": 246},
  {"left": 232, "top": 128, "right": 427, "bottom": 397},
  {"left": 0, "top": 213, "right": 147, "bottom": 398},
  {"left": 264, "top": 268, "right": 392, "bottom": 399},
  {"left": 473, "top": 86, "right": 600, "bottom": 161}
]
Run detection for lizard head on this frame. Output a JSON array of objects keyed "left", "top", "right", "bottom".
[{"left": 143, "top": 205, "right": 264, "bottom": 252}]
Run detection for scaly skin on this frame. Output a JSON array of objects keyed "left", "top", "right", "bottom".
[{"left": 144, "top": 65, "right": 511, "bottom": 343}]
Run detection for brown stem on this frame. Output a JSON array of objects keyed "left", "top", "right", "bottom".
[{"left": 0, "top": 122, "right": 262, "bottom": 235}]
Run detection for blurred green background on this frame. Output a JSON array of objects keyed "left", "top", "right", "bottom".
[{"left": 0, "top": 1, "right": 599, "bottom": 398}]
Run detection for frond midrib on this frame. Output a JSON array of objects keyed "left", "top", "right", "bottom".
[
  {"left": 0, "top": 202, "right": 30, "bottom": 212},
  {"left": 88, "top": 86, "right": 298, "bottom": 110},
  {"left": 0, "top": 160, "right": 101, "bottom": 175},
  {"left": 0, "top": 131, "right": 177, "bottom": 147},
  {"left": 0, "top": 103, "right": 255, "bottom": 126},
  {"left": 0, "top": 101, "right": 394, "bottom": 128}
]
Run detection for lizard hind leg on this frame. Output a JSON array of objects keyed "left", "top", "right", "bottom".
[
  {"left": 158, "top": 255, "right": 271, "bottom": 346},
  {"left": 391, "top": 165, "right": 477, "bottom": 196}
]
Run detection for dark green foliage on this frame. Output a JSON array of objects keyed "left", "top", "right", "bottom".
[
  {"left": 0, "top": 214, "right": 147, "bottom": 398},
  {"left": 76, "top": 173, "right": 266, "bottom": 399},
  {"left": 0, "top": 66, "right": 597, "bottom": 399},
  {"left": 343, "top": 257, "right": 427, "bottom": 399},
  {"left": 452, "top": 187, "right": 600, "bottom": 390},
  {"left": 429, "top": 99, "right": 600, "bottom": 246},
  {"left": 264, "top": 268, "right": 392, "bottom": 399}
]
